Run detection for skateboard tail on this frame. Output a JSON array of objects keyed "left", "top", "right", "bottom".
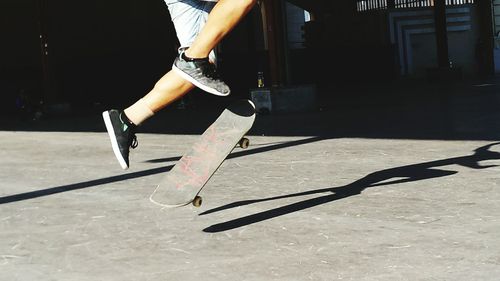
[{"left": 149, "top": 185, "right": 194, "bottom": 208}]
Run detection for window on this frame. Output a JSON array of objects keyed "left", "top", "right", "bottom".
[{"left": 356, "top": 0, "right": 475, "bottom": 12}]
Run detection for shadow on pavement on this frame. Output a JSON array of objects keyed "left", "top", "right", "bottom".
[
  {"left": 0, "top": 166, "right": 173, "bottom": 205},
  {"left": 201, "top": 142, "right": 500, "bottom": 233},
  {"left": 1, "top": 137, "right": 325, "bottom": 205},
  {"left": 145, "top": 136, "right": 325, "bottom": 164}
]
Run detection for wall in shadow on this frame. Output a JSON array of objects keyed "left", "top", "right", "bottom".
[
  {"left": 1, "top": 1, "right": 500, "bottom": 142},
  {"left": 0, "top": 0, "right": 263, "bottom": 116},
  {"left": 4, "top": 77, "right": 500, "bottom": 141}
]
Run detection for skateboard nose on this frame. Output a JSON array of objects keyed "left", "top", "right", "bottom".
[{"left": 228, "top": 99, "right": 256, "bottom": 117}]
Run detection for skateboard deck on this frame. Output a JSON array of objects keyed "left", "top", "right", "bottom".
[{"left": 149, "top": 99, "right": 256, "bottom": 208}]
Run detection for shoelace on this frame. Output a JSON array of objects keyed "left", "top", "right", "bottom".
[
  {"left": 130, "top": 134, "right": 138, "bottom": 149},
  {"left": 202, "top": 62, "right": 222, "bottom": 81}
]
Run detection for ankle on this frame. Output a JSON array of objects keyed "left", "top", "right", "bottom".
[
  {"left": 183, "top": 50, "right": 208, "bottom": 61},
  {"left": 124, "top": 99, "right": 154, "bottom": 126},
  {"left": 120, "top": 112, "right": 135, "bottom": 128}
]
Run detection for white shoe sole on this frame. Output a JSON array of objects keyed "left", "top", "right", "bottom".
[{"left": 102, "top": 111, "right": 129, "bottom": 170}]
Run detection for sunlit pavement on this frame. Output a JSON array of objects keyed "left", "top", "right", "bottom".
[{"left": 1, "top": 131, "right": 500, "bottom": 280}]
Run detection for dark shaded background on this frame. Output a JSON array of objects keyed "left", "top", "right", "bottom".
[{"left": 1, "top": 1, "right": 499, "bottom": 142}]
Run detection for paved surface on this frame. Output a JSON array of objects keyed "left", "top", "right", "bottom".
[{"left": 2, "top": 78, "right": 500, "bottom": 280}]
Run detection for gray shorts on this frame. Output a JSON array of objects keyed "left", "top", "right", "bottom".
[{"left": 164, "top": 0, "right": 217, "bottom": 60}]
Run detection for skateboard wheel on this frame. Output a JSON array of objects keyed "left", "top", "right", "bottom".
[
  {"left": 239, "top": 138, "right": 250, "bottom": 149},
  {"left": 192, "top": 196, "right": 203, "bottom": 207}
]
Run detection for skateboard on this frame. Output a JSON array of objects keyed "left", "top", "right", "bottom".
[{"left": 149, "top": 99, "right": 256, "bottom": 208}]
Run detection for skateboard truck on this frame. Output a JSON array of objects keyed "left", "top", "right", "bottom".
[{"left": 191, "top": 136, "right": 251, "bottom": 208}]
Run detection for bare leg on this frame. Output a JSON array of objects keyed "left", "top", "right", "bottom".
[
  {"left": 142, "top": 71, "right": 194, "bottom": 112},
  {"left": 124, "top": 71, "right": 194, "bottom": 125},
  {"left": 125, "top": 0, "right": 257, "bottom": 125},
  {"left": 103, "top": 0, "right": 258, "bottom": 169},
  {"left": 185, "top": 0, "right": 257, "bottom": 59}
]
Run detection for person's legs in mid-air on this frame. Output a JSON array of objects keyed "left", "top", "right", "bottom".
[
  {"left": 171, "top": 0, "right": 257, "bottom": 95},
  {"left": 103, "top": 0, "right": 258, "bottom": 170}
]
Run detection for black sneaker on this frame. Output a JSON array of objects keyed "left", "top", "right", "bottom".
[
  {"left": 102, "top": 110, "right": 138, "bottom": 170},
  {"left": 172, "top": 51, "right": 231, "bottom": 96}
]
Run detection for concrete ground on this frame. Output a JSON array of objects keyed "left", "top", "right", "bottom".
[{"left": 2, "top": 78, "right": 500, "bottom": 280}]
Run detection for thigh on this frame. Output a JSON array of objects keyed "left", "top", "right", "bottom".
[{"left": 164, "top": 0, "right": 216, "bottom": 48}]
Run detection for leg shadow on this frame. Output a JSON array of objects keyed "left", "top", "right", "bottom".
[
  {"left": 202, "top": 142, "right": 500, "bottom": 232},
  {"left": 0, "top": 165, "right": 173, "bottom": 205}
]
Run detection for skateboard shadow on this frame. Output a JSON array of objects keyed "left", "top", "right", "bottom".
[
  {"left": 145, "top": 156, "right": 181, "bottom": 164},
  {"left": 201, "top": 142, "right": 500, "bottom": 233},
  {"left": 144, "top": 137, "right": 325, "bottom": 164}
]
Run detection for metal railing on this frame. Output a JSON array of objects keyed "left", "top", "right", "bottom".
[{"left": 356, "top": 0, "right": 474, "bottom": 12}]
